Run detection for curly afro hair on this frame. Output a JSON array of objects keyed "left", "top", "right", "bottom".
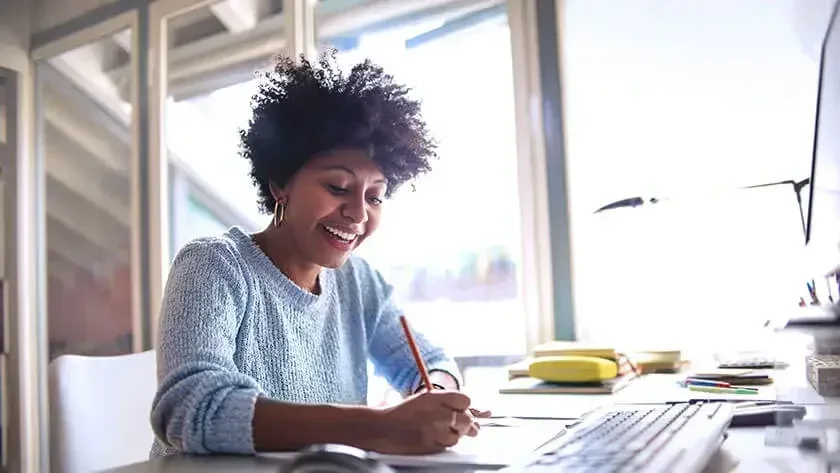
[{"left": 239, "top": 50, "right": 437, "bottom": 214}]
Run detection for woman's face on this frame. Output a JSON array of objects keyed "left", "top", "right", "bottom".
[{"left": 277, "top": 148, "right": 387, "bottom": 269}]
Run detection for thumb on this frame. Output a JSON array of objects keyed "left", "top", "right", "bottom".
[{"left": 433, "top": 390, "right": 471, "bottom": 411}]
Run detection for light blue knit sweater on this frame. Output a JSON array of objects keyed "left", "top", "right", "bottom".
[{"left": 149, "top": 226, "right": 458, "bottom": 457}]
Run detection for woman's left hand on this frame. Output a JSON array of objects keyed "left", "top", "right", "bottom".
[{"left": 462, "top": 407, "right": 492, "bottom": 437}]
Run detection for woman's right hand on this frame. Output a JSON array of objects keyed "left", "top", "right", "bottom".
[{"left": 368, "top": 390, "right": 477, "bottom": 454}]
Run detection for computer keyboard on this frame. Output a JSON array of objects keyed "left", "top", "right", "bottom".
[{"left": 504, "top": 401, "right": 735, "bottom": 473}]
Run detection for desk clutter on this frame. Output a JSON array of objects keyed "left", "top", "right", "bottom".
[
  {"left": 499, "top": 342, "right": 685, "bottom": 395},
  {"left": 685, "top": 369, "right": 775, "bottom": 387},
  {"left": 806, "top": 353, "right": 840, "bottom": 396},
  {"left": 678, "top": 370, "right": 774, "bottom": 398}
]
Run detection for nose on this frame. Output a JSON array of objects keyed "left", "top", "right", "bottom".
[{"left": 341, "top": 195, "right": 368, "bottom": 224}]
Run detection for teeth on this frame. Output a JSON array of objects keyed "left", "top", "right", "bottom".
[{"left": 324, "top": 225, "right": 358, "bottom": 242}]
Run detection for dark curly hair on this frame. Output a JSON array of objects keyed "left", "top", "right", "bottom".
[{"left": 239, "top": 50, "right": 437, "bottom": 214}]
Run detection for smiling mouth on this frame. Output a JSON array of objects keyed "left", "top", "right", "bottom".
[{"left": 321, "top": 224, "right": 360, "bottom": 244}]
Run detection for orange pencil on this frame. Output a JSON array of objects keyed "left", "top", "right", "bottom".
[{"left": 399, "top": 315, "right": 434, "bottom": 393}]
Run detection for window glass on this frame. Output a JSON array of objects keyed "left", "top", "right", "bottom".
[
  {"left": 563, "top": 0, "right": 821, "bottom": 354},
  {"left": 317, "top": 3, "right": 527, "bottom": 362},
  {"left": 164, "top": 1, "right": 265, "bottom": 258},
  {"left": 37, "top": 28, "right": 135, "bottom": 358},
  {"left": 171, "top": 186, "right": 232, "bottom": 253}
]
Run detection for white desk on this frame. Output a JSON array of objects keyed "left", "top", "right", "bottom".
[
  {"left": 102, "top": 428, "right": 834, "bottom": 473},
  {"left": 104, "top": 371, "right": 840, "bottom": 473}
]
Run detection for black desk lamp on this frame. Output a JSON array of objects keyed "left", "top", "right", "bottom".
[
  {"left": 594, "top": 177, "right": 840, "bottom": 326},
  {"left": 594, "top": 177, "right": 810, "bottom": 241}
]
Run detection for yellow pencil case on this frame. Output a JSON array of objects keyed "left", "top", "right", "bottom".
[{"left": 528, "top": 355, "right": 619, "bottom": 383}]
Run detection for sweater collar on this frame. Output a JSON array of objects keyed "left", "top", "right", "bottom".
[{"left": 228, "top": 226, "right": 334, "bottom": 311}]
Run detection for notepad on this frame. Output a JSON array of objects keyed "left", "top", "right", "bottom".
[{"left": 376, "top": 423, "right": 565, "bottom": 468}]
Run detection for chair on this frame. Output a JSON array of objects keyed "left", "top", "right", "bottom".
[{"left": 49, "top": 350, "right": 157, "bottom": 473}]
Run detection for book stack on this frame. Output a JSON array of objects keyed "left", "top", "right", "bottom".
[
  {"left": 627, "top": 350, "right": 686, "bottom": 374},
  {"left": 499, "top": 342, "right": 638, "bottom": 395}
]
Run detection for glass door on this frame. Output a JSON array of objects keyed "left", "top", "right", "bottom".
[
  {"left": 33, "top": 22, "right": 141, "bottom": 360},
  {"left": 154, "top": 0, "right": 269, "bottom": 261},
  {"left": 29, "top": 9, "right": 145, "bottom": 471},
  {"left": 149, "top": 0, "right": 283, "bottom": 338}
]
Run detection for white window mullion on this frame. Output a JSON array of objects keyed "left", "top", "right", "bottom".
[{"left": 284, "top": 0, "right": 317, "bottom": 60}]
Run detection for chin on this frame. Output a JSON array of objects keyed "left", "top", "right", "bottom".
[{"left": 316, "top": 252, "right": 353, "bottom": 269}]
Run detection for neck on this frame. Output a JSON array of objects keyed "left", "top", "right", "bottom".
[{"left": 254, "top": 226, "right": 321, "bottom": 293}]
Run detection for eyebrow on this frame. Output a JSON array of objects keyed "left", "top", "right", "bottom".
[{"left": 322, "top": 164, "right": 387, "bottom": 184}]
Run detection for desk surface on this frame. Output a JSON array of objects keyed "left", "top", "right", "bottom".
[
  {"left": 104, "top": 425, "right": 834, "bottom": 473},
  {"left": 104, "top": 368, "right": 840, "bottom": 473}
]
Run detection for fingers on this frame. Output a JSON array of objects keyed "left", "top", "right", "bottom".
[
  {"left": 416, "top": 392, "right": 488, "bottom": 451},
  {"left": 428, "top": 409, "right": 474, "bottom": 450},
  {"left": 450, "top": 410, "right": 474, "bottom": 435},
  {"left": 434, "top": 429, "right": 461, "bottom": 448},
  {"left": 433, "top": 390, "right": 472, "bottom": 411},
  {"left": 469, "top": 407, "right": 493, "bottom": 418}
]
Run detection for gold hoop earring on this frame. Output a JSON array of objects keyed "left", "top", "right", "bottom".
[{"left": 273, "top": 200, "right": 285, "bottom": 227}]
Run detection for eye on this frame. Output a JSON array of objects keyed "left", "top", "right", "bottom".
[
  {"left": 367, "top": 196, "right": 384, "bottom": 206},
  {"left": 327, "top": 184, "right": 348, "bottom": 195}
]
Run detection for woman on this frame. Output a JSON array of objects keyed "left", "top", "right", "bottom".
[{"left": 150, "top": 52, "right": 488, "bottom": 457}]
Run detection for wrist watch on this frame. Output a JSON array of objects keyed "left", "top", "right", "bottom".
[{"left": 413, "top": 383, "right": 447, "bottom": 394}]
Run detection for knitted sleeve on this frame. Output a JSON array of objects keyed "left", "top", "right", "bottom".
[
  {"left": 356, "top": 258, "right": 462, "bottom": 394},
  {"left": 150, "top": 239, "right": 260, "bottom": 455}
]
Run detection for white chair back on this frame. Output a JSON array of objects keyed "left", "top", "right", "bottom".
[{"left": 49, "top": 350, "right": 157, "bottom": 473}]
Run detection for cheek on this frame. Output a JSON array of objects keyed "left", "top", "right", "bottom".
[
  {"left": 289, "top": 197, "right": 335, "bottom": 225},
  {"left": 365, "top": 209, "right": 382, "bottom": 235}
]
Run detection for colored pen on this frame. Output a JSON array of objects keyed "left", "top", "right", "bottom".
[
  {"left": 688, "top": 385, "right": 757, "bottom": 395},
  {"left": 683, "top": 380, "right": 759, "bottom": 392},
  {"left": 399, "top": 315, "right": 433, "bottom": 393},
  {"left": 684, "top": 378, "right": 731, "bottom": 388},
  {"left": 808, "top": 281, "right": 821, "bottom": 305}
]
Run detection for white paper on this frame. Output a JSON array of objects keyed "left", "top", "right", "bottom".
[{"left": 260, "top": 423, "right": 565, "bottom": 469}]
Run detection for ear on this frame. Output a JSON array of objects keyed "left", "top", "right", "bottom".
[{"left": 269, "top": 181, "right": 286, "bottom": 204}]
